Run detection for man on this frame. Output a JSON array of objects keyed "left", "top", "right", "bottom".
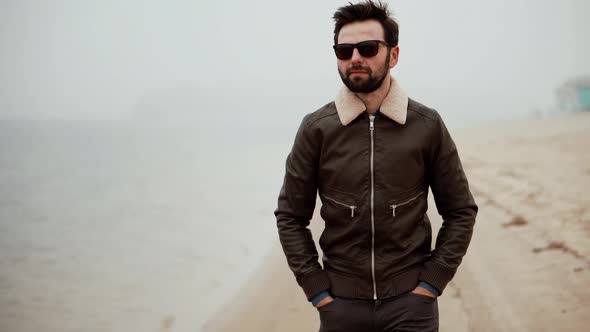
[{"left": 274, "top": 1, "right": 478, "bottom": 331}]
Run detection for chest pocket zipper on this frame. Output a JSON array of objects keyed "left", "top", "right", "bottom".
[
  {"left": 321, "top": 193, "right": 357, "bottom": 218},
  {"left": 389, "top": 191, "right": 424, "bottom": 217}
]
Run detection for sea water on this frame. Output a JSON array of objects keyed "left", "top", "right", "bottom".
[{"left": 0, "top": 118, "right": 292, "bottom": 331}]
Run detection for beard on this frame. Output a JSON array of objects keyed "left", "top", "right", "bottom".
[{"left": 339, "top": 51, "right": 390, "bottom": 93}]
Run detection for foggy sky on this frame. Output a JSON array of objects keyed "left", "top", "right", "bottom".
[{"left": 1, "top": 0, "right": 589, "bottom": 127}]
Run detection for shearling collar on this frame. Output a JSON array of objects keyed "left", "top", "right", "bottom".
[{"left": 334, "top": 76, "right": 408, "bottom": 126}]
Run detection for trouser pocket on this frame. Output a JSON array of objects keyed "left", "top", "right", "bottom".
[
  {"left": 318, "top": 298, "right": 372, "bottom": 332},
  {"left": 408, "top": 292, "right": 437, "bottom": 301},
  {"left": 316, "top": 297, "right": 340, "bottom": 311},
  {"left": 397, "top": 292, "right": 439, "bottom": 331}
]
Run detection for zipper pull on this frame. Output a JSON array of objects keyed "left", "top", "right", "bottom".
[
  {"left": 369, "top": 115, "right": 375, "bottom": 131},
  {"left": 350, "top": 206, "right": 357, "bottom": 218},
  {"left": 390, "top": 205, "right": 396, "bottom": 217}
]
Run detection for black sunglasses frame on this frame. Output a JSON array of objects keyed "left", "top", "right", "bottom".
[{"left": 333, "top": 40, "right": 390, "bottom": 60}]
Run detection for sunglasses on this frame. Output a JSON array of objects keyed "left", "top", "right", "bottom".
[{"left": 333, "top": 40, "right": 389, "bottom": 60}]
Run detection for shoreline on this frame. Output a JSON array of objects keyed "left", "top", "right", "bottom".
[{"left": 202, "top": 210, "right": 325, "bottom": 332}]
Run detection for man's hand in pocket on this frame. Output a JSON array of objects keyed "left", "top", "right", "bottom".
[
  {"left": 411, "top": 286, "right": 436, "bottom": 298},
  {"left": 315, "top": 296, "right": 335, "bottom": 308}
]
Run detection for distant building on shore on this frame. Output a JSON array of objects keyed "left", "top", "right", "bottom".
[{"left": 556, "top": 76, "right": 590, "bottom": 112}]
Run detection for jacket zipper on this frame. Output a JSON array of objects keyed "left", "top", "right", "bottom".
[
  {"left": 389, "top": 191, "right": 425, "bottom": 217},
  {"left": 369, "top": 114, "right": 377, "bottom": 300},
  {"left": 321, "top": 193, "right": 357, "bottom": 218}
]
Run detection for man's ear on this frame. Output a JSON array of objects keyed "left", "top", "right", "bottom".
[{"left": 389, "top": 46, "right": 399, "bottom": 69}]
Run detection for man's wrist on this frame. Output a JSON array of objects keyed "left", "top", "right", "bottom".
[
  {"left": 310, "top": 290, "right": 331, "bottom": 306},
  {"left": 418, "top": 281, "right": 440, "bottom": 296}
]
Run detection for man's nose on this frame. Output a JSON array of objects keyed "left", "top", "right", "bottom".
[{"left": 350, "top": 48, "right": 363, "bottom": 63}]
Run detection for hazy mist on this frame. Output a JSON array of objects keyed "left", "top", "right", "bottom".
[{"left": 1, "top": 0, "right": 589, "bottom": 128}]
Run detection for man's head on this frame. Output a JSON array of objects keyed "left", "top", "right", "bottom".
[{"left": 333, "top": 1, "right": 400, "bottom": 93}]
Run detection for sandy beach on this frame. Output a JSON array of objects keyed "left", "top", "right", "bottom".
[{"left": 203, "top": 111, "right": 590, "bottom": 332}]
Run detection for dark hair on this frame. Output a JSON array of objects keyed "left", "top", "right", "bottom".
[{"left": 333, "top": 0, "right": 399, "bottom": 47}]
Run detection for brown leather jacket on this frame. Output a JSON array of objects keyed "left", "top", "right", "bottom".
[{"left": 274, "top": 77, "right": 478, "bottom": 301}]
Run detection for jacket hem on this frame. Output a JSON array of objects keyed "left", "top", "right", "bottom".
[{"left": 326, "top": 265, "right": 422, "bottom": 299}]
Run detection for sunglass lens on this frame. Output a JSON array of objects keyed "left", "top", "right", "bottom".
[
  {"left": 334, "top": 45, "right": 354, "bottom": 60},
  {"left": 357, "top": 41, "right": 380, "bottom": 57}
]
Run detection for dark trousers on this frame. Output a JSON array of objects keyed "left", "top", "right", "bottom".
[{"left": 317, "top": 291, "right": 438, "bottom": 332}]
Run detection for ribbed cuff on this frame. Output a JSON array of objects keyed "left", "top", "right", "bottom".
[
  {"left": 418, "top": 260, "right": 456, "bottom": 295},
  {"left": 296, "top": 269, "right": 331, "bottom": 301}
]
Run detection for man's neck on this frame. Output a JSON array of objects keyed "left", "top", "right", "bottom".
[{"left": 355, "top": 76, "right": 391, "bottom": 115}]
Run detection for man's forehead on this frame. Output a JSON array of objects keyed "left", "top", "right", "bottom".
[{"left": 338, "top": 20, "right": 385, "bottom": 44}]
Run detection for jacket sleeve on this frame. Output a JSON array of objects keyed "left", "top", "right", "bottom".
[
  {"left": 419, "top": 111, "right": 478, "bottom": 295},
  {"left": 274, "top": 113, "right": 331, "bottom": 301}
]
